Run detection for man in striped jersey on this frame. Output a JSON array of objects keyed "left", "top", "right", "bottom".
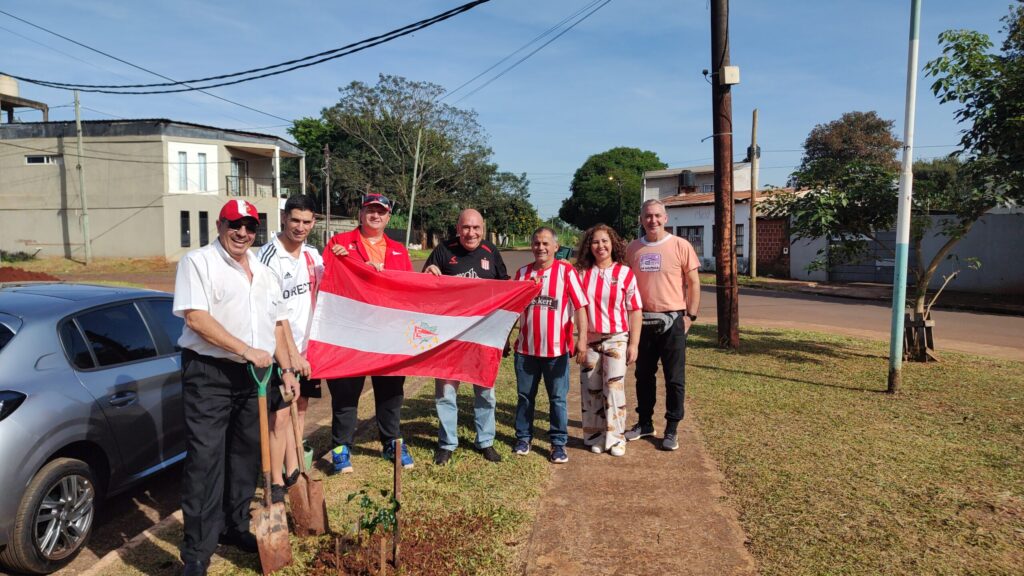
[
  {"left": 510, "top": 227, "right": 589, "bottom": 464},
  {"left": 624, "top": 199, "right": 701, "bottom": 452},
  {"left": 424, "top": 208, "right": 509, "bottom": 466},
  {"left": 256, "top": 194, "right": 324, "bottom": 502}
]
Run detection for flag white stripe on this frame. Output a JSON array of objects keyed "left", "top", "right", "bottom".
[{"left": 311, "top": 291, "right": 517, "bottom": 355}]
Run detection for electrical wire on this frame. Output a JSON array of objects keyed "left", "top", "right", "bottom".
[{"left": 0, "top": 1, "right": 491, "bottom": 96}]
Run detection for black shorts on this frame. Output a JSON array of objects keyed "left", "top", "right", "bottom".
[{"left": 268, "top": 374, "right": 322, "bottom": 412}]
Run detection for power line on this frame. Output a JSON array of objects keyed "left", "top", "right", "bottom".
[
  {"left": 0, "top": 1, "right": 491, "bottom": 96},
  {"left": 453, "top": 0, "right": 614, "bottom": 105}
]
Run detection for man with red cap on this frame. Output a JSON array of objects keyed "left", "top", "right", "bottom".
[
  {"left": 324, "top": 192, "right": 415, "bottom": 473},
  {"left": 173, "top": 199, "right": 299, "bottom": 576}
]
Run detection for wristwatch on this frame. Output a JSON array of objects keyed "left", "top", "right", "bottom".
[{"left": 686, "top": 312, "right": 698, "bottom": 322}]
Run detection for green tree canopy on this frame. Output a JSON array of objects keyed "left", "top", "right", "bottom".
[
  {"left": 793, "top": 111, "right": 901, "bottom": 186},
  {"left": 558, "top": 147, "right": 666, "bottom": 239}
]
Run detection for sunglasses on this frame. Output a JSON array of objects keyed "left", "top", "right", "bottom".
[
  {"left": 224, "top": 218, "right": 259, "bottom": 232},
  {"left": 362, "top": 194, "right": 392, "bottom": 209}
]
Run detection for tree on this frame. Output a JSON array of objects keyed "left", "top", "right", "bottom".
[
  {"left": 559, "top": 147, "right": 666, "bottom": 239},
  {"left": 792, "top": 111, "right": 901, "bottom": 187}
]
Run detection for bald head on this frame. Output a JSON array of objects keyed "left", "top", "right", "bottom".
[{"left": 457, "top": 208, "right": 485, "bottom": 250}]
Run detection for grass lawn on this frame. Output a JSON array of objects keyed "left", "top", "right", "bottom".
[
  {"left": 14, "top": 256, "right": 175, "bottom": 276},
  {"left": 686, "top": 325, "right": 1024, "bottom": 575},
  {"left": 104, "top": 358, "right": 550, "bottom": 576}
]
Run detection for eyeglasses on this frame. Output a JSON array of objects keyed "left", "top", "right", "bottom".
[{"left": 224, "top": 218, "right": 258, "bottom": 232}]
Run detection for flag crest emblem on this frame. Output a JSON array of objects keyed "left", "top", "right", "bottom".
[{"left": 408, "top": 320, "right": 440, "bottom": 351}]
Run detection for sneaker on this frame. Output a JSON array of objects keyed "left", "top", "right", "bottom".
[
  {"left": 662, "top": 433, "right": 679, "bottom": 451},
  {"left": 590, "top": 444, "right": 603, "bottom": 454},
  {"left": 331, "top": 445, "right": 353, "bottom": 474},
  {"left": 434, "top": 447, "right": 453, "bottom": 466},
  {"left": 513, "top": 439, "right": 531, "bottom": 455},
  {"left": 218, "top": 529, "right": 258, "bottom": 553},
  {"left": 624, "top": 423, "right": 656, "bottom": 442},
  {"left": 270, "top": 483, "right": 286, "bottom": 504},
  {"left": 609, "top": 443, "right": 626, "bottom": 457},
  {"left": 478, "top": 445, "right": 503, "bottom": 463},
  {"left": 550, "top": 445, "right": 569, "bottom": 464},
  {"left": 383, "top": 440, "right": 415, "bottom": 469}
]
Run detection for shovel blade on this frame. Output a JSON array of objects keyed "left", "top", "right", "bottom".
[
  {"left": 305, "top": 473, "right": 329, "bottom": 535},
  {"left": 287, "top": 477, "right": 313, "bottom": 535},
  {"left": 253, "top": 502, "right": 292, "bottom": 575}
]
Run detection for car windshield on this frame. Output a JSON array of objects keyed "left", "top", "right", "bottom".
[
  {"left": 0, "top": 313, "right": 20, "bottom": 353},
  {"left": 0, "top": 325, "right": 13, "bottom": 352}
]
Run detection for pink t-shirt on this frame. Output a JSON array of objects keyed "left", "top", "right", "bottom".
[{"left": 625, "top": 234, "right": 700, "bottom": 312}]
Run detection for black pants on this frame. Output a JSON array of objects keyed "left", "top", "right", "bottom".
[
  {"left": 179, "top": 350, "right": 259, "bottom": 564},
  {"left": 327, "top": 376, "right": 405, "bottom": 448},
  {"left": 634, "top": 313, "right": 688, "bottom": 431}
]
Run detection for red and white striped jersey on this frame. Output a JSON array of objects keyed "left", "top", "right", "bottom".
[
  {"left": 513, "top": 260, "right": 588, "bottom": 357},
  {"left": 580, "top": 263, "right": 642, "bottom": 334}
]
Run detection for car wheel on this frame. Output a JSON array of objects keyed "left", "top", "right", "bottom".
[{"left": 0, "top": 458, "right": 97, "bottom": 575}]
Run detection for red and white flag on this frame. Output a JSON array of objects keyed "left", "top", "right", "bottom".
[{"left": 308, "top": 255, "right": 540, "bottom": 387}]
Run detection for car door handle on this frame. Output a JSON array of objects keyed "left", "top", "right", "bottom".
[{"left": 108, "top": 391, "right": 138, "bottom": 407}]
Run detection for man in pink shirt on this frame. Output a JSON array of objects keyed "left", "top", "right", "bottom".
[{"left": 624, "top": 199, "right": 701, "bottom": 451}]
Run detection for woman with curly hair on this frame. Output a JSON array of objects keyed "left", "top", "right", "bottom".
[{"left": 574, "top": 224, "right": 643, "bottom": 456}]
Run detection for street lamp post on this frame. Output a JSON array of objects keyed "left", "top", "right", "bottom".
[{"left": 608, "top": 175, "right": 624, "bottom": 235}]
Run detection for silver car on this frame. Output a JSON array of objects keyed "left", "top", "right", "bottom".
[{"left": 0, "top": 283, "right": 185, "bottom": 574}]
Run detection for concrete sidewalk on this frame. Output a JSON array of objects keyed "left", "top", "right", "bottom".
[{"left": 523, "top": 366, "right": 756, "bottom": 576}]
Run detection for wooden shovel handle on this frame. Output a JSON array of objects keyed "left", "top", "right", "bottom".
[{"left": 289, "top": 400, "right": 307, "bottom": 475}]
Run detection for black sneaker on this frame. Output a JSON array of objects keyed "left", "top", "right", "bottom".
[
  {"left": 219, "top": 529, "right": 258, "bottom": 553},
  {"left": 283, "top": 468, "right": 299, "bottom": 488},
  {"left": 624, "top": 423, "right": 656, "bottom": 442},
  {"left": 434, "top": 447, "right": 453, "bottom": 466},
  {"left": 270, "top": 483, "right": 286, "bottom": 504},
  {"left": 478, "top": 445, "right": 502, "bottom": 463}
]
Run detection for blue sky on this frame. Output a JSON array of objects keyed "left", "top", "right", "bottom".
[{"left": 1, "top": 0, "right": 1010, "bottom": 218}]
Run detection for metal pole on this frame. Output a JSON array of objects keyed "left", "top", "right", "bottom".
[
  {"left": 887, "top": 0, "right": 922, "bottom": 394},
  {"left": 74, "top": 90, "right": 91, "bottom": 264},
  {"left": 711, "top": 0, "right": 738, "bottom": 348},
  {"left": 749, "top": 109, "right": 759, "bottom": 278},
  {"left": 405, "top": 128, "right": 423, "bottom": 247},
  {"left": 322, "top": 143, "right": 331, "bottom": 245}
]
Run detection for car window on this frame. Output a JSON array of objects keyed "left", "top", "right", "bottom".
[
  {"left": 140, "top": 299, "right": 184, "bottom": 352},
  {"left": 0, "top": 324, "right": 13, "bottom": 352},
  {"left": 60, "top": 321, "right": 95, "bottom": 369},
  {"left": 75, "top": 303, "right": 157, "bottom": 367}
]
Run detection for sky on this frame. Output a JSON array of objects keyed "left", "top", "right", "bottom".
[{"left": 0, "top": 0, "right": 1011, "bottom": 218}]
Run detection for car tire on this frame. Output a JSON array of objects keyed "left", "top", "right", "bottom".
[{"left": 0, "top": 458, "right": 97, "bottom": 575}]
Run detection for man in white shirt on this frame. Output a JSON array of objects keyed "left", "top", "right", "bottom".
[
  {"left": 173, "top": 199, "right": 299, "bottom": 576},
  {"left": 257, "top": 194, "right": 324, "bottom": 503}
]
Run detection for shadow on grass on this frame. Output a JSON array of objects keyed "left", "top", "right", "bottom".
[
  {"left": 689, "top": 362, "right": 888, "bottom": 394},
  {"left": 688, "top": 325, "right": 887, "bottom": 366}
]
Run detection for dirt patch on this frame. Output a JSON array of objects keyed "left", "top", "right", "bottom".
[
  {"left": 307, "top": 512, "right": 494, "bottom": 576},
  {"left": 0, "top": 267, "right": 60, "bottom": 282}
]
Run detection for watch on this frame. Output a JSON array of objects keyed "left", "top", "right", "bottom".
[{"left": 686, "top": 312, "right": 698, "bottom": 322}]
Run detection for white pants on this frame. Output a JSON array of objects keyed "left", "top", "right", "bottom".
[{"left": 580, "top": 332, "right": 628, "bottom": 450}]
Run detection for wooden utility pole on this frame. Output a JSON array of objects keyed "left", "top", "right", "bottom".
[
  {"left": 73, "top": 90, "right": 92, "bottom": 264},
  {"left": 322, "top": 143, "right": 331, "bottom": 245},
  {"left": 711, "top": 0, "right": 738, "bottom": 348},
  {"left": 405, "top": 128, "right": 423, "bottom": 247},
  {"left": 749, "top": 108, "right": 759, "bottom": 278}
]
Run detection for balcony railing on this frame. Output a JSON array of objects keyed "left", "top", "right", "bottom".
[{"left": 224, "top": 176, "right": 303, "bottom": 198}]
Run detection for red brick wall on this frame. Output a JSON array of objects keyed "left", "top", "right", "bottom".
[{"left": 755, "top": 218, "right": 790, "bottom": 277}]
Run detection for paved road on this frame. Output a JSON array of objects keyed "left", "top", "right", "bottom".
[{"left": 498, "top": 249, "right": 1024, "bottom": 361}]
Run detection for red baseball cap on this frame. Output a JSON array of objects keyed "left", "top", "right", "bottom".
[
  {"left": 361, "top": 193, "right": 393, "bottom": 213},
  {"left": 219, "top": 199, "right": 260, "bottom": 223}
]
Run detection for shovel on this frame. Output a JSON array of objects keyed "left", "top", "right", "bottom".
[
  {"left": 288, "top": 399, "right": 329, "bottom": 535},
  {"left": 249, "top": 364, "right": 293, "bottom": 575}
]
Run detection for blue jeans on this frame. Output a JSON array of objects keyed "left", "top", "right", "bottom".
[
  {"left": 435, "top": 379, "right": 496, "bottom": 450},
  {"left": 514, "top": 352, "right": 570, "bottom": 447}
]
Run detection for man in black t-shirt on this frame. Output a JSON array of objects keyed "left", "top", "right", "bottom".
[{"left": 424, "top": 209, "right": 509, "bottom": 465}]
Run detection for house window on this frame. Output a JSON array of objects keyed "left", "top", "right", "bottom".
[
  {"left": 25, "top": 154, "right": 61, "bottom": 165},
  {"left": 180, "top": 211, "right": 191, "bottom": 247},
  {"left": 199, "top": 211, "right": 209, "bottom": 246},
  {"left": 736, "top": 223, "right": 745, "bottom": 258},
  {"left": 255, "top": 213, "right": 268, "bottom": 246},
  {"left": 178, "top": 151, "right": 188, "bottom": 191},
  {"left": 700, "top": 184, "right": 714, "bottom": 193},
  {"left": 230, "top": 158, "right": 248, "bottom": 195},
  {"left": 677, "top": 226, "right": 704, "bottom": 258},
  {"left": 197, "top": 153, "right": 207, "bottom": 191}
]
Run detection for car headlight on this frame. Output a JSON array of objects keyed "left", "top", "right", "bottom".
[{"left": 0, "top": 391, "right": 26, "bottom": 422}]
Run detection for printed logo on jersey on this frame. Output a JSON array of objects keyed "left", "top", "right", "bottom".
[
  {"left": 454, "top": 269, "right": 479, "bottom": 279},
  {"left": 283, "top": 271, "right": 293, "bottom": 279},
  {"left": 481, "top": 258, "right": 490, "bottom": 271},
  {"left": 449, "top": 256, "right": 458, "bottom": 265},
  {"left": 531, "top": 295, "right": 558, "bottom": 309},
  {"left": 407, "top": 320, "right": 440, "bottom": 351},
  {"left": 638, "top": 253, "right": 662, "bottom": 272}
]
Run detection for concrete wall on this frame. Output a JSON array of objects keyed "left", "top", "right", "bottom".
[
  {"left": 789, "top": 236, "right": 829, "bottom": 282},
  {"left": 918, "top": 211, "right": 1024, "bottom": 295},
  {"left": 664, "top": 203, "right": 752, "bottom": 261},
  {"left": 162, "top": 194, "right": 281, "bottom": 261}
]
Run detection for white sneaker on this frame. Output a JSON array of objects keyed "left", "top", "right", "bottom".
[
  {"left": 590, "top": 444, "right": 603, "bottom": 454},
  {"left": 609, "top": 444, "right": 626, "bottom": 457}
]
